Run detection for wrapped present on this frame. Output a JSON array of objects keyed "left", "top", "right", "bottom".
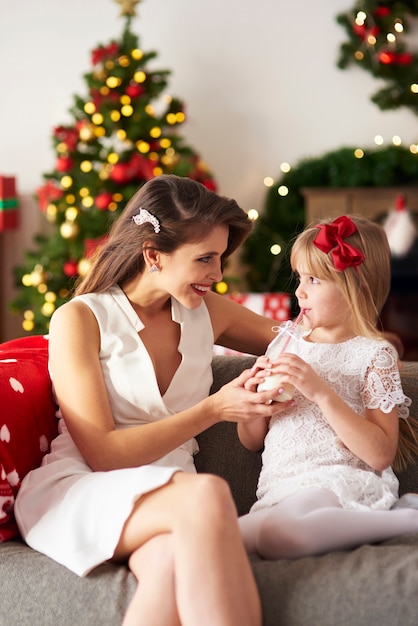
[
  {"left": 214, "top": 292, "right": 292, "bottom": 355},
  {"left": 225, "top": 292, "right": 291, "bottom": 321},
  {"left": 0, "top": 176, "right": 19, "bottom": 231}
]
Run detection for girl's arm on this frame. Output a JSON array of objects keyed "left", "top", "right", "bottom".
[
  {"left": 48, "top": 300, "right": 280, "bottom": 472},
  {"left": 237, "top": 417, "right": 270, "bottom": 452},
  {"left": 237, "top": 356, "right": 290, "bottom": 452},
  {"left": 269, "top": 352, "right": 399, "bottom": 471}
]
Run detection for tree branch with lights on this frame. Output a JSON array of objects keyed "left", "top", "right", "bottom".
[
  {"left": 242, "top": 2, "right": 418, "bottom": 305},
  {"left": 11, "top": 0, "right": 216, "bottom": 334},
  {"left": 336, "top": 1, "right": 418, "bottom": 114}
]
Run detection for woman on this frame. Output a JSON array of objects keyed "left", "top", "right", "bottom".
[{"left": 15, "top": 175, "right": 282, "bottom": 626}]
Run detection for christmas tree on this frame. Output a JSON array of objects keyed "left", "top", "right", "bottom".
[
  {"left": 243, "top": 0, "right": 418, "bottom": 309},
  {"left": 336, "top": 1, "right": 418, "bottom": 115},
  {"left": 11, "top": 0, "right": 216, "bottom": 335}
]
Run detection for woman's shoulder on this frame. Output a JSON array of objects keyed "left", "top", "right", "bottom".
[
  {"left": 50, "top": 297, "right": 99, "bottom": 334},
  {"left": 71, "top": 287, "right": 115, "bottom": 306}
]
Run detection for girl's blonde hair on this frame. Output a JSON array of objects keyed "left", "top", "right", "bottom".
[
  {"left": 290, "top": 215, "right": 418, "bottom": 473},
  {"left": 290, "top": 215, "right": 389, "bottom": 339}
]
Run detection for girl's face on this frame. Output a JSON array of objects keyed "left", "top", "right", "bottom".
[
  {"left": 159, "top": 224, "right": 227, "bottom": 309},
  {"left": 294, "top": 263, "right": 355, "bottom": 342}
]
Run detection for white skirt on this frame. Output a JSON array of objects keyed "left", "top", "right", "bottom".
[{"left": 15, "top": 430, "right": 196, "bottom": 577}]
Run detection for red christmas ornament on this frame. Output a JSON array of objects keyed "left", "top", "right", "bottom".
[
  {"left": 378, "top": 50, "right": 396, "bottom": 64},
  {"left": 55, "top": 156, "right": 74, "bottom": 173},
  {"left": 353, "top": 23, "right": 379, "bottom": 41},
  {"left": 126, "top": 83, "right": 145, "bottom": 98},
  {"left": 95, "top": 192, "right": 113, "bottom": 210},
  {"left": 91, "top": 42, "right": 120, "bottom": 65},
  {"left": 149, "top": 141, "right": 160, "bottom": 152},
  {"left": 37, "top": 181, "right": 64, "bottom": 212},
  {"left": 84, "top": 236, "right": 108, "bottom": 258},
  {"left": 53, "top": 126, "right": 78, "bottom": 151},
  {"left": 128, "top": 153, "right": 156, "bottom": 181},
  {"left": 353, "top": 23, "right": 366, "bottom": 38},
  {"left": 109, "top": 162, "right": 131, "bottom": 183},
  {"left": 374, "top": 6, "right": 391, "bottom": 18},
  {"left": 63, "top": 260, "right": 79, "bottom": 277},
  {"left": 90, "top": 88, "right": 119, "bottom": 109},
  {"left": 397, "top": 53, "right": 413, "bottom": 65},
  {"left": 201, "top": 178, "right": 217, "bottom": 192},
  {"left": 377, "top": 50, "right": 412, "bottom": 66}
]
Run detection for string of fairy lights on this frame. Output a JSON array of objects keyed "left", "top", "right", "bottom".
[
  {"left": 238, "top": 1, "right": 418, "bottom": 273},
  {"left": 15, "top": 0, "right": 216, "bottom": 333},
  {"left": 16, "top": 1, "right": 418, "bottom": 328}
]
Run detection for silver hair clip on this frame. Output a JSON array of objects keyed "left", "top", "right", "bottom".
[{"left": 132, "top": 208, "right": 161, "bottom": 233}]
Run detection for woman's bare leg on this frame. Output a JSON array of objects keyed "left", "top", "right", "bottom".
[
  {"left": 122, "top": 535, "right": 180, "bottom": 626},
  {"left": 115, "top": 472, "right": 261, "bottom": 626}
]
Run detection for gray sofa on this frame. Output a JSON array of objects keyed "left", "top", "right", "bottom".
[{"left": 1, "top": 354, "right": 418, "bottom": 626}]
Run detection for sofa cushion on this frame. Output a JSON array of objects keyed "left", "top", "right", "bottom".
[
  {"left": 0, "top": 539, "right": 136, "bottom": 626},
  {"left": 0, "top": 335, "right": 58, "bottom": 541}
]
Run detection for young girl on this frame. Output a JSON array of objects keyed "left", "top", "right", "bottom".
[{"left": 238, "top": 214, "right": 418, "bottom": 559}]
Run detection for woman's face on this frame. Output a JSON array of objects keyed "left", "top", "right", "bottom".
[{"left": 159, "top": 224, "right": 228, "bottom": 309}]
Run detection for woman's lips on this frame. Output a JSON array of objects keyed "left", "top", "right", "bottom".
[{"left": 191, "top": 284, "right": 210, "bottom": 296}]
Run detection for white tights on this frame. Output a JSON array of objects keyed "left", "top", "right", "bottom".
[{"left": 238, "top": 488, "right": 418, "bottom": 559}]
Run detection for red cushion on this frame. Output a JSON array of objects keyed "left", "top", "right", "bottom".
[{"left": 0, "top": 335, "right": 58, "bottom": 541}]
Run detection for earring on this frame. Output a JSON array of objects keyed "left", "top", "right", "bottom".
[{"left": 149, "top": 264, "right": 160, "bottom": 273}]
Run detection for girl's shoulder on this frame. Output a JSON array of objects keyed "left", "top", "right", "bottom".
[{"left": 353, "top": 336, "right": 400, "bottom": 376}]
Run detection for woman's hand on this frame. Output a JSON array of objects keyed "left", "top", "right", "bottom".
[
  {"left": 209, "top": 366, "right": 290, "bottom": 425},
  {"left": 209, "top": 365, "right": 294, "bottom": 452}
]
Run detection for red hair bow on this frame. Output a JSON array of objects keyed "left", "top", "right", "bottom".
[{"left": 313, "top": 216, "right": 365, "bottom": 271}]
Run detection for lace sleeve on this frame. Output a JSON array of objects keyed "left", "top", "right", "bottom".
[{"left": 363, "top": 344, "right": 411, "bottom": 419}]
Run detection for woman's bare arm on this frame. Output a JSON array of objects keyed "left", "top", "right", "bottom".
[
  {"left": 204, "top": 291, "right": 277, "bottom": 356},
  {"left": 49, "top": 300, "right": 281, "bottom": 471}
]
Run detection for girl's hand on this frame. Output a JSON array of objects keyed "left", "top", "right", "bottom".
[
  {"left": 267, "top": 353, "right": 329, "bottom": 402},
  {"left": 244, "top": 356, "right": 271, "bottom": 392}
]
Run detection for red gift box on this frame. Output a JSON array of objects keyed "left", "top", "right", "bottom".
[
  {"left": 226, "top": 292, "right": 291, "bottom": 321},
  {"left": 214, "top": 292, "right": 292, "bottom": 355},
  {"left": 0, "top": 176, "right": 19, "bottom": 231}
]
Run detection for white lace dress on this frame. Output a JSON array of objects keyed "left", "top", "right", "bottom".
[
  {"left": 15, "top": 285, "right": 214, "bottom": 576},
  {"left": 252, "top": 331, "right": 411, "bottom": 513}
]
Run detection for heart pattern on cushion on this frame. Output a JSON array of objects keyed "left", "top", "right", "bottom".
[{"left": 0, "top": 335, "right": 58, "bottom": 541}]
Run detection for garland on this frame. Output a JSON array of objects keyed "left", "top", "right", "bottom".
[
  {"left": 336, "top": 1, "right": 418, "bottom": 115},
  {"left": 242, "top": 145, "right": 418, "bottom": 304}
]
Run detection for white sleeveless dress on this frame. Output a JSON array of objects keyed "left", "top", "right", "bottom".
[{"left": 15, "top": 285, "right": 214, "bottom": 576}]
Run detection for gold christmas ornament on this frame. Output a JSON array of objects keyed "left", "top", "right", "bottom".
[
  {"left": 115, "top": 0, "right": 140, "bottom": 17},
  {"left": 22, "top": 319, "right": 35, "bottom": 332},
  {"left": 60, "top": 221, "right": 80, "bottom": 239},
  {"left": 78, "top": 258, "right": 92, "bottom": 277},
  {"left": 41, "top": 301, "right": 56, "bottom": 317}
]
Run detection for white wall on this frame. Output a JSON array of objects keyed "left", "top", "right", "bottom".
[
  {"left": 1, "top": 0, "right": 417, "bottom": 340},
  {"left": 1, "top": 0, "right": 417, "bottom": 212}
]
